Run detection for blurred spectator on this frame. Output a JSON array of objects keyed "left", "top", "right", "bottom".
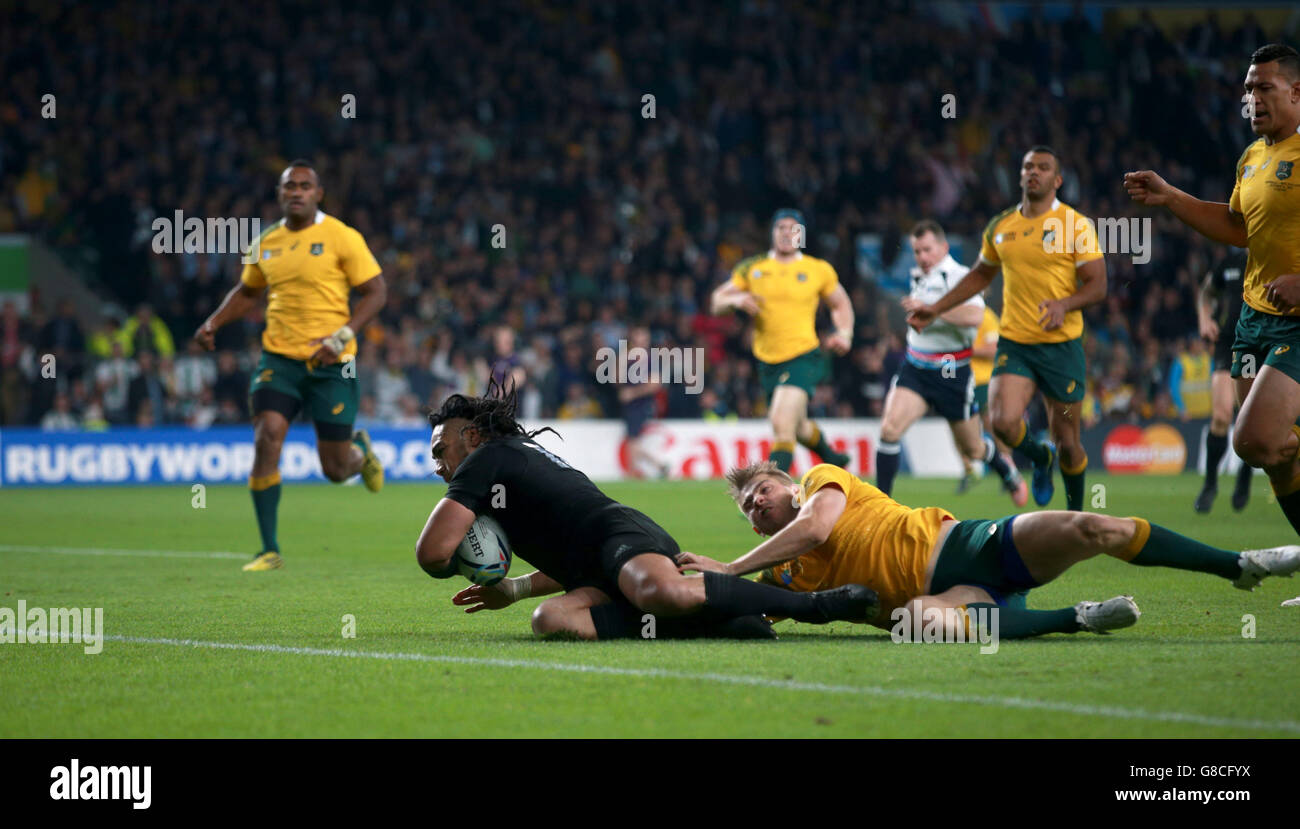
[{"left": 40, "top": 392, "right": 79, "bottom": 431}]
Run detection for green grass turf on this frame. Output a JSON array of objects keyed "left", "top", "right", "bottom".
[{"left": 1, "top": 473, "right": 1298, "bottom": 737}]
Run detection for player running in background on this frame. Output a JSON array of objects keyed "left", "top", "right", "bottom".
[
  {"left": 1194, "top": 250, "right": 1255, "bottom": 512},
  {"left": 957, "top": 304, "right": 1017, "bottom": 493},
  {"left": 711, "top": 208, "right": 854, "bottom": 473},
  {"left": 881, "top": 220, "right": 1026, "bottom": 505},
  {"left": 194, "top": 160, "right": 386, "bottom": 571},
  {"left": 418, "top": 381, "right": 877, "bottom": 640},
  {"left": 1127, "top": 44, "right": 1300, "bottom": 538},
  {"left": 907, "top": 147, "right": 1107, "bottom": 511},
  {"left": 678, "top": 461, "right": 1300, "bottom": 639},
  {"left": 619, "top": 326, "right": 670, "bottom": 479}
]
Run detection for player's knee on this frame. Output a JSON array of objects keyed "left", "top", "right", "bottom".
[
  {"left": 531, "top": 602, "right": 570, "bottom": 637},
  {"left": 320, "top": 456, "right": 350, "bottom": 482},
  {"left": 1233, "top": 427, "right": 1275, "bottom": 468},
  {"left": 879, "top": 422, "right": 902, "bottom": 443},
  {"left": 991, "top": 414, "right": 1020, "bottom": 443}
]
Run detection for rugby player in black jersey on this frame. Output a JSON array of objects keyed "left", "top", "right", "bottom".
[{"left": 414, "top": 381, "right": 878, "bottom": 640}]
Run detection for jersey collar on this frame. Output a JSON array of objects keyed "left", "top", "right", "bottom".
[
  {"left": 314, "top": 209, "right": 326, "bottom": 224},
  {"left": 1017, "top": 197, "right": 1060, "bottom": 218},
  {"left": 767, "top": 249, "right": 804, "bottom": 262}
]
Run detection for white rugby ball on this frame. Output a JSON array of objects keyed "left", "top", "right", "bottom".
[{"left": 456, "top": 515, "right": 512, "bottom": 586}]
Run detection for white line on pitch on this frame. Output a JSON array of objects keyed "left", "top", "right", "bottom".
[
  {"left": 105, "top": 635, "right": 1299, "bottom": 734},
  {"left": 0, "top": 545, "right": 247, "bottom": 560}
]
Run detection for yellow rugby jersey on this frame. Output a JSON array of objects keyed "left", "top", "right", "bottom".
[
  {"left": 240, "top": 211, "right": 381, "bottom": 361},
  {"left": 1229, "top": 128, "right": 1300, "bottom": 316},
  {"left": 761, "top": 464, "right": 954, "bottom": 631},
  {"left": 729, "top": 252, "right": 838, "bottom": 364},
  {"left": 978, "top": 199, "right": 1103, "bottom": 343},
  {"left": 970, "top": 306, "right": 999, "bottom": 386}
]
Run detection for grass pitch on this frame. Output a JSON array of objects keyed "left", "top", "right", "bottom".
[{"left": 2, "top": 473, "right": 1297, "bottom": 738}]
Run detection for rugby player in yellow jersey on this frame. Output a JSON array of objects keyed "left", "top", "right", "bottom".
[
  {"left": 907, "top": 146, "right": 1108, "bottom": 511},
  {"left": 711, "top": 209, "right": 854, "bottom": 473},
  {"left": 676, "top": 461, "right": 1300, "bottom": 639},
  {"left": 1126, "top": 44, "right": 1300, "bottom": 558},
  {"left": 194, "top": 160, "right": 387, "bottom": 571}
]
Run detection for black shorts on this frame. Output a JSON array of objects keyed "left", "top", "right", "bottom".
[
  {"left": 570, "top": 504, "right": 681, "bottom": 596},
  {"left": 1213, "top": 330, "right": 1234, "bottom": 373},
  {"left": 623, "top": 396, "right": 654, "bottom": 438},
  {"left": 891, "top": 360, "right": 975, "bottom": 422}
]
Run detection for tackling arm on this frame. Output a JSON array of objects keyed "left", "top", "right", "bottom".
[
  {"left": 416, "top": 497, "right": 477, "bottom": 578},
  {"left": 720, "top": 488, "right": 847, "bottom": 577}
]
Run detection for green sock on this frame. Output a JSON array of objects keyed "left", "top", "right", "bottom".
[
  {"left": 1010, "top": 422, "right": 1051, "bottom": 466},
  {"left": 1129, "top": 522, "right": 1241, "bottom": 580},
  {"left": 800, "top": 423, "right": 846, "bottom": 464},
  {"left": 968, "top": 602, "right": 1080, "bottom": 638},
  {"left": 1061, "top": 460, "right": 1086, "bottom": 511},
  {"left": 250, "top": 475, "right": 281, "bottom": 553},
  {"left": 769, "top": 443, "right": 794, "bottom": 473}
]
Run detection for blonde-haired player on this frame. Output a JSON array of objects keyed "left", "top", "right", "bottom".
[{"left": 676, "top": 461, "right": 1300, "bottom": 639}]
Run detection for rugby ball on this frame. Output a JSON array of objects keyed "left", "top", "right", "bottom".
[{"left": 456, "top": 515, "right": 512, "bottom": 586}]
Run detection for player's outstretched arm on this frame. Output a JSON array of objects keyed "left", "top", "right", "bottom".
[
  {"left": 905, "top": 261, "right": 996, "bottom": 330},
  {"left": 680, "top": 488, "right": 847, "bottom": 577},
  {"left": 452, "top": 571, "right": 563, "bottom": 612},
  {"left": 193, "top": 282, "right": 262, "bottom": 350},
  {"left": 1123, "top": 170, "right": 1248, "bottom": 248},
  {"left": 416, "top": 497, "right": 477, "bottom": 579}
]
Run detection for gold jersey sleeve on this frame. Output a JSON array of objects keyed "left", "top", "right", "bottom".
[
  {"left": 729, "top": 254, "right": 838, "bottom": 364},
  {"left": 239, "top": 213, "right": 381, "bottom": 361},
  {"left": 970, "top": 306, "right": 1000, "bottom": 386},
  {"left": 774, "top": 464, "right": 953, "bottom": 630},
  {"left": 979, "top": 200, "right": 1103, "bottom": 343},
  {"left": 1229, "top": 132, "right": 1300, "bottom": 316}
]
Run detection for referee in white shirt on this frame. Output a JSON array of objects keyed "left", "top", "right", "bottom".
[{"left": 882, "top": 220, "right": 1027, "bottom": 506}]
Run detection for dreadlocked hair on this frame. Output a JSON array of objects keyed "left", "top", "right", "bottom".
[{"left": 425, "top": 374, "right": 559, "bottom": 443}]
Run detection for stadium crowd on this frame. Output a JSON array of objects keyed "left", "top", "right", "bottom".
[{"left": 0, "top": 1, "right": 1276, "bottom": 429}]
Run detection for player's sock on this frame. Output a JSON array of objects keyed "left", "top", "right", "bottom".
[
  {"left": 769, "top": 441, "right": 795, "bottom": 473},
  {"left": 1271, "top": 427, "right": 1300, "bottom": 536},
  {"left": 966, "top": 602, "right": 1080, "bottom": 638},
  {"left": 983, "top": 435, "right": 1015, "bottom": 484},
  {"left": 1008, "top": 420, "right": 1051, "bottom": 467},
  {"left": 1060, "top": 453, "right": 1087, "bottom": 511},
  {"left": 1204, "top": 430, "right": 1228, "bottom": 489},
  {"left": 249, "top": 472, "right": 281, "bottom": 553},
  {"left": 1109, "top": 517, "right": 1241, "bottom": 580},
  {"left": 702, "top": 571, "right": 833, "bottom": 619},
  {"left": 588, "top": 602, "right": 642, "bottom": 640},
  {"left": 875, "top": 441, "right": 901, "bottom": 496},
  {"left": 799, "top": 423, "right": 848, "bottom": 466}
]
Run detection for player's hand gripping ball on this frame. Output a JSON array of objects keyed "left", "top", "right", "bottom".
[{"left": 456, "top": 515, "right": 513, "bottom": 585}]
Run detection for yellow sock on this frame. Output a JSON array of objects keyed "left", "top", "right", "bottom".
[
  {"left": 1109, "top": 516, "right": 1150, "bottom": 561},
  {"left": 249, "top": 471, "right": 282, "bottom": 491}
]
